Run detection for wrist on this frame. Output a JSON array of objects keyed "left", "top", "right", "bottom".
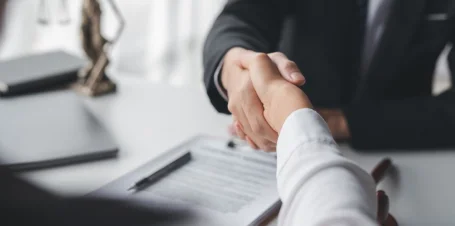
[{"left": 268, "top": 84, "right": 313, "bottom": 132}]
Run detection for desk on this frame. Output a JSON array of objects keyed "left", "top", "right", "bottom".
[{"left": 23, "top": 75, "right": 455, "bottom": 226}]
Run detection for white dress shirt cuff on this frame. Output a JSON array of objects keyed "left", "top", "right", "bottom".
[{"left": 277, "top": 108, "right": 337, "bottom": 174}]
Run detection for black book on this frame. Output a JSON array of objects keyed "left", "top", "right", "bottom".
[
  {"left": 0, "top": 51, "right": 86, "bottom": 97},
  {"left": 0, "top": 90, "right": 118, "bottom": 171}
]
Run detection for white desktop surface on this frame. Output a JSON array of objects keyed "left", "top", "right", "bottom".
[
  {"left": 22, "top": 75, "right": 455, "bottom": 226},
  {"left": 23, "top": 77, "right": 231, "bottom": 195}
]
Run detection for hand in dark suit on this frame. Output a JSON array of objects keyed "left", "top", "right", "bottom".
[
  {"left": 223, "top": 47, "right": 305, "bottom": 151},
  {"left": 238, "top": 51, "right": 313, "bottom": 133},
  {"left": 204, "top": 0, "right": 455, "bottom": 151}
]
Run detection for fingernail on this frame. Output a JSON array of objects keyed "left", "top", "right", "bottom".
[{"left": 291, "top": 72, "right": 304, "bottom": 82}]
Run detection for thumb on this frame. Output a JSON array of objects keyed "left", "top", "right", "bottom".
[
  {"left": 268, "top": 52, "right": 305, "bottom": 86},
  {"left": 241, "top": 53, "right": 286, "bottom": 100}
]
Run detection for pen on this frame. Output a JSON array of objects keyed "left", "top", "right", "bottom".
[
  {"left": 128, "top": 151, "right": 192, "bottom": 192},
  {"left": 371, "top": 158, "right": 392, "bottom": 184},
  {"left": 376, "top": 190, "right": 390, "bottom": 224}
]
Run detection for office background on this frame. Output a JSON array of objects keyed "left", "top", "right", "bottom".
[{"left": 0, "top": 0, "right": 451, "bottom": 92}]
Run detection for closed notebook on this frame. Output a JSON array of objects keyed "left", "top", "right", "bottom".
[
  {"left": 0, "top": 51, "right": 86, "bottom": 96},
  {"left": 0, "top": 90, "right": 118, "bottom": 171}
]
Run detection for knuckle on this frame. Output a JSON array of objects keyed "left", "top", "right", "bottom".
[
  {"left": 251, "top": 123, "right": 264, "bottom": 134},
  {"left": 227, "top": 101, "right": 236, "bottom": 113},
  {"left": 253, "top": 52, "right": 269, "bottom": 62},
  {"left": 283, "top": 61, "right": 297, "bottom": 71},
  {"left": 259, "top": 142, "right": 272, "bottom": 151},
  {"left": 269, "top": 52, "right": 285, "bottom": 58}
]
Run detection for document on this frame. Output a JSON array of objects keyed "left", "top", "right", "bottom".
[
  {"left": 91, "top": 136, "right": 280, "bottom": 226},
  {"left": 144, "top": 145, "right": 276, "bottom": 214}
]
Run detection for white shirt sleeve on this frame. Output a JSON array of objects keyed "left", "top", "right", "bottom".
[{"left": 276, "top": 109, "right": 378, "bottom": 226}]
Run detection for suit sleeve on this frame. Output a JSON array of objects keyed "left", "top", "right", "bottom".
[
  {"left": 203, "top": 0, "right": 290, "bottom": 113},
  {"left": 343, "top": 31, "right": 455, "bottom": 151}
]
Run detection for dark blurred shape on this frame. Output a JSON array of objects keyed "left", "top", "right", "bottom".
[
  {"left": 371, "top": 158, "right": 393, "bottom": 184},
  {"left": 377, "top": 190, "right": 389, "bottom": 224},
  {"left": 371, "top": 159, "right": 398, "bottom": 226},
  {"left": 37, "top": 0, "right": 50, "bottom": 25},
  {"left": 0, "top": 166, "right": 190, "bottom": 226},
  {"left": 0, "top": 51, "right": 85, "bottom": 97},
  {"left": 0, "top": 91, "right": 118, "bottom": 171},
  {"left": 0, "top": 1, "right": 186, "bottom": 224}
]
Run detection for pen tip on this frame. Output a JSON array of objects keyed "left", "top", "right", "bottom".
[{"left": 127, "top": 186, "right": 134, "bottom": 191}]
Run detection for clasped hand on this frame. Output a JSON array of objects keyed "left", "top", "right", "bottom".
[
  {"left": 222, "top": 48, "right": 312, "bottom": 151},
  {"left": 223, "top": 48, "right": 351, "bottom": 151}
]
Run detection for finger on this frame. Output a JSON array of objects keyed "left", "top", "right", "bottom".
[
  {"left": 239, "top": 117, "right": 276, "bottom": 151},
  {"left": 246, "top": 133, "right": 275, "bottom": 151},
  {"left": 268, "top": 52, "right": 305, "bottom": 86},
  {"left": 230, "top": 106, "right": 252, "bottom": 141},
  {"left": 228, "top": 122, "right": 237, "bottom": 136},
  {"left": 245, "top": 136, "right": 259, "bottom": 150},
  {"left": 228, "top": 94, "right": 252, "bottom": 133},
  {"left": 243, "top": 124, "right": 276, "bottom": 151},
  {"left": 243, "top": 93, "right": 278, "bottom": 143},
  {"left": 235, "top": 121, "right": 246, "bottom": 140},
  {"left": 249, "top": 135, "right": 276, "bottom": 151},
  {"left": 237, "top": 50, "right": 260, "bottom": 69},
  {"left": 263, "top": 144, "right": 277, "bottom": 152},
  {"left": 245, "top": 53, "right": 288, "bottom": 101},
  {"left": 230, "top": 116, "right": 240, "bottom": 137}
]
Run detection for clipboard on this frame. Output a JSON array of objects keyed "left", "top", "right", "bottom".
[{"left": 91, "top": 135, "right": 280, "bottom": 226}]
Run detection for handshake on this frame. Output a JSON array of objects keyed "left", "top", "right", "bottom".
[{"left": 222, "top": 48, "right": 350, "bottom": 151}]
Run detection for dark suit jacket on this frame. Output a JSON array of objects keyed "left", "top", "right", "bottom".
[{"left": 203, "top": 0, "right": 455, "bottom": 150}]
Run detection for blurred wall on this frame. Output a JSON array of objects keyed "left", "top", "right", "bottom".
[
  {"left": 0, "top": 0, "right": 450, "bottom": 92},
  {"left": 0, "top": 0, "right": 226, "bottom": 86}
]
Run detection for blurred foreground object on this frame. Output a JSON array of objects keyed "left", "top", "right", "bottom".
[
  {"left": 74, "top": 0, "right": 125, "bottom": 97},
  {"left": 371, "top": 158, "right": 398, "bottom": 226},
  {"left": 0, "top": 166, "right": 190, "bottom": 226},
  {"left": 0, "top": 51, "right": 84, "bottom": 97}
]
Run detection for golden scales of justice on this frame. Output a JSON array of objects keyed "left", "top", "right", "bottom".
[{"left": 38, "top": 0, "right": 125, "bottom": 96}]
